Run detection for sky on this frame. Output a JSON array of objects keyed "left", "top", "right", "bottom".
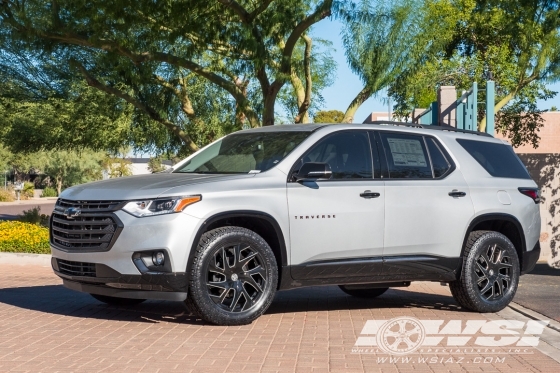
[{"left": 308, "top": 18, "right": 560, "bottom": 121}]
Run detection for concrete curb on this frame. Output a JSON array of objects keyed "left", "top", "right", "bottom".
[
  {"left": 509, "top": 302, "right": 560, "bottom": 333},
  {"left": 0, "top": 252, "right": 51, "bottom": 266}
]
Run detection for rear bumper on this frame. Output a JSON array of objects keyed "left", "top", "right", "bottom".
[{"left": 521, "top": 242, "right": 541, "bottom": 275}]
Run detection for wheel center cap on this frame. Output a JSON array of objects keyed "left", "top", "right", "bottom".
[
  {"left": 489, "top": 269, "right": 494, "bottom": 276},
  {"left": 231, "top": 273, "right": 239, "bottom": 281}
]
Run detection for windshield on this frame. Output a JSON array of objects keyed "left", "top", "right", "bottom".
[{"left": 173, "top": 131, "right": 311, "bottom": 174}]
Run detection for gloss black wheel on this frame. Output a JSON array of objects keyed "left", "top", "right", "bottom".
[
  {"left": 450, "top": 231, "right": 520, "bottom": 312},
  {"left": 185, "top": 226, "right": 278, "bottom": 325}
]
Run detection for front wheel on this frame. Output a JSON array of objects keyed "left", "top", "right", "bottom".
[
  {"left": 449, "top": 231, "right": 520, "bottom": 313},
  {"left": 185, "top": 226, "right": 278, "bottom": 326}
]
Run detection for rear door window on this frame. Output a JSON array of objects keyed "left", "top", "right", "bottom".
[
  {"left": 456, "top": 139, "right": 531, "bottom": 179},
  {"left": 380, "top": 133, "right": 432, "bottom": 179}
]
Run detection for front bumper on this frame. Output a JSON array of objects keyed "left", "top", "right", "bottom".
[
  {"left": 52, "top": 257, "right": 188, "bottom": 301},
  {"left": 51, "top": 210, "right": 203, "bottom": 300}
]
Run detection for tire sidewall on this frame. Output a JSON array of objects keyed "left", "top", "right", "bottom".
[
  {"left": 463, "top": 232, "right": 520, "bottom": 312},
  {"left": 190, "top": 227, "right": 278, "bottom": 324}
]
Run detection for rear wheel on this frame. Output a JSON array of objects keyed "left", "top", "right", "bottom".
[
  {"left": 90, "top": 294, "right": 146, "bottom": 306},
  {"left": 185, "top": 226, "right": 278, "bottom": 325},
  {"left": 338, "top": 285, "right": 388, "bottom": 298},
  {"left": 449, "top": 231, "right": 520, "bottom": 312}
]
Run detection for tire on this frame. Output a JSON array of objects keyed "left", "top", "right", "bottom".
[
  {"left": 90, "top": 294, "right": 146, "bottom": 306},
  {"left": 185, "top": 226, "right": 278, "bottom": 326},
  {"left": 449, "top": 230, "right": 520, "bottom": 313},
  {"left": 338, "top": 285, "right": 388, "bottom": 298}
]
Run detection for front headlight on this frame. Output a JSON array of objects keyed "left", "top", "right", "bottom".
[{"left": 122, "top": 195, "right": 201, "bottom": 217}]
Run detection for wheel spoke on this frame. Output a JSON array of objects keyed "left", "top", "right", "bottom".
[
  {"left": 476, "top": 261, "right": 489, "bottom": 277},
  {"left": 245, "top": 265, "right": 266, "bottom": 277},
  {"left": 479, "top": 281, "right": 493, "bottom": 297},
  {"left": 240, "top": 273, "right": 264, "bottom": 292},
  {"left": 240, "top": 287, "right": 254, "bottom": 311},
  {"left": 208, "top": 259, "right": 225, "bottom": 274},
  {"left": 228, "top": 287, "right": 241, "bottom": 311}
]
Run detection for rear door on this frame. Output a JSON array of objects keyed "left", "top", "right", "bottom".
[
  {"left": 378, "top": 131, "right": 475, "bottom": 276},
  {"left": 287, "top": 130, "right": 385, "bottom": 280}
]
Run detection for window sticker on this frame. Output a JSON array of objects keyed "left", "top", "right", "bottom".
[{"left": 387, "top": 138, "right": 427, "bottom": 167}]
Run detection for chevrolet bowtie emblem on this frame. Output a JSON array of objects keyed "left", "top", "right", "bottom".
[{"left": 64, "top": 207, "right": 81, "bottom": 219}]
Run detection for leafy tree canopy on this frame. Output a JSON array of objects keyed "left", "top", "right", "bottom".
[
  {"left": 313, "top": 109, "right": 345, "bottom": 123},
  {"left": 0, "top": 0, "right": 341, "bottom": 153}
]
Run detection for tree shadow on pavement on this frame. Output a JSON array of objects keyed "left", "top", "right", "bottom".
[
  {"left": 523, "top": 263, "right": 560, "bottom": 276},
  {"left": 0, "top": 284, "right": 206, "bottom": 325}
]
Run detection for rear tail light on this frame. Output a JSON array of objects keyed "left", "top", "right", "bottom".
[{"left": 518, "top": 188, "right": 540, "bottom": 204}]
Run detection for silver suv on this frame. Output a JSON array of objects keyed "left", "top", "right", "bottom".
[{"left": 50, "top": 123, "right": 541, "bottom": 325}]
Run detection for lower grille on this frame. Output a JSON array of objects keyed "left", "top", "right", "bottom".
[{"left": 57, "top": 259, "right": 96, "bottom": 277}]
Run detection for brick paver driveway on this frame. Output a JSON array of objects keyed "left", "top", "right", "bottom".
[{"left": 1, "top": 264, "right": 559, "bottom": 373}]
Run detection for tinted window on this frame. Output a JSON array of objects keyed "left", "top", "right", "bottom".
[
  {"left": 299, "top": 131, "right": 372, "bottom": 179},
  {"left": 380, "top": 133, "right": 432, "bottom": 178},
  {"left": 427, "top": 138, "right": 451, "bottom": 177},
  {"left": 456, "top": 139, "right": 531, "bottom": 179},
  {"left": 174, "top": 131, "right": 310, "bottom": 174}
]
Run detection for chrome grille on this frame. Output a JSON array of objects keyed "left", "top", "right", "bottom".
[
  {"left": 57, "top": 259, "right": 96, "bottom": 277},
  {"left": 50, "top": 199, "right": 123, "bottom": 251}
]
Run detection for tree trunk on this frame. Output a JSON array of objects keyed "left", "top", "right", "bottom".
[
  {"left": 262, "top": 84, "right": 282, "bottom": 126},
  {"left": 56, "top": 176, "right": 63, "bottom": 196},
  {"left": 479, "top": 91, "right": 515, "bottom": 132},
  {"left": 342, "top": 86, "right": 373, "bottom": 123}
]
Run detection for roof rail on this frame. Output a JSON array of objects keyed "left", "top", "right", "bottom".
[
  {"left": 364, "top": 120, "right": 424, "bottom": 129},
  {"left": 421, "top": 125, "right": 494, "bottom": 137},
  {"left": 363, "top": 120, "right": 493, "bottom": 137}
]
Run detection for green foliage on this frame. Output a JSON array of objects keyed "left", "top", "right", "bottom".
[
  {"left": 104, "top": 157, "right": 133, "bottom": 178},
  {"left": 390, "top": 0, "right": 560, "bottom": 145},
  {"left": 42, "top": 150, "right": 105, "bottom": 195},
  {"left": 314, "top": 110, "right": 345, "bottom": 123},
  {"left": 552, "top": 106, "right": 558, "bottom": 111},
  {"left": 147, "top": 157, "right": 167, "bottom": 173},
  {"left": 0, "top": 0, "right": 338, "bottom": 153},
  {"left": 22, "top": 182, "right": 34, "bottom": 199},
  {"left": 0, "top": 189, "right": 14, "bottom": 202},
  {"left": 18, "top": 206, "right": 49, "bottom": 227},
  {"left": 41, "top": 187, "right": 57, "bottom": 198},
  {"left": 340, "top": 0, "right": 461, "bottom": 121}
]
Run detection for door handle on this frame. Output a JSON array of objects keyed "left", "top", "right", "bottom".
[
  {"left": 448, "top": 190, "right": 466, "bottom": 197},
  {"left": 360, "top": 190, "right": 381, "bottom": 199}
]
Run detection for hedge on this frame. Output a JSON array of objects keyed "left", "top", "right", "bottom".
[{"left": 0, "top": 221, "right": 50, "bottom": 254}]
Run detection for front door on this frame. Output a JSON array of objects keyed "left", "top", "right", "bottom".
[{"left": 287, "top": 130, "right": 385, "bottom": 280}]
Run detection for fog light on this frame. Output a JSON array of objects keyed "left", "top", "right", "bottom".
[{"left": 152, "top": 251, "right": 165, "bottom": 266}]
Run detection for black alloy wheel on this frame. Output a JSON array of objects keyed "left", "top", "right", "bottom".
[
  {"left": 186, "top": 226, "right": 278, "bottom": 325},
  {"left": 449, "top": 230, "right": 520, "bottom": 313}
]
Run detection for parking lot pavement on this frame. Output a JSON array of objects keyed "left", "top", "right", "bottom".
[
  {"left": 1, "top": 264, "right": 559, "bottom": 373},
  {"left": 513, "top": 263, "right": 560, "bottom": 322}
]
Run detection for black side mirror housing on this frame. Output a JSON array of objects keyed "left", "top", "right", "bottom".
[{"left": 295, "top": 162, "right": 332, "bottom": 182}]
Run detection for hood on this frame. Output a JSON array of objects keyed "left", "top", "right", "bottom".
[{"left": 59, "top": 173, "right": 255, "bottom": 201}]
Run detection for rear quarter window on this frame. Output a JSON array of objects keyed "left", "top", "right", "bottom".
[{"left": 456, "top": 139, "right": 531, "bottom": 179}]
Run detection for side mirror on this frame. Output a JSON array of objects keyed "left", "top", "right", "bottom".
[{"left": 295, "top": 162, "right": 332, "bottom": 182}]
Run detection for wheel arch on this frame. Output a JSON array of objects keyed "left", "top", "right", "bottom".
[
  {"left": 187, "top": 210, "right": 288, "bottom": 288},
  {"left": 458, "top": 213, "right": 527, "bottom": 274}
]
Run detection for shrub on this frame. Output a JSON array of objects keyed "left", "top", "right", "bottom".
[
  {"left": 0, "top": 189, "right": 15, "bottom": 202},
  {"left": 0, "top": 221, "right": 50, "bottom": 254},
  {"left": 18, "top": 206, "right": 50, "bottom": 227},
  {"left": 21, "top": 182, "right": 35, "bottom": 200},
  {"left": 41, "top": 187, "right": 57, "bottom": 197}
]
